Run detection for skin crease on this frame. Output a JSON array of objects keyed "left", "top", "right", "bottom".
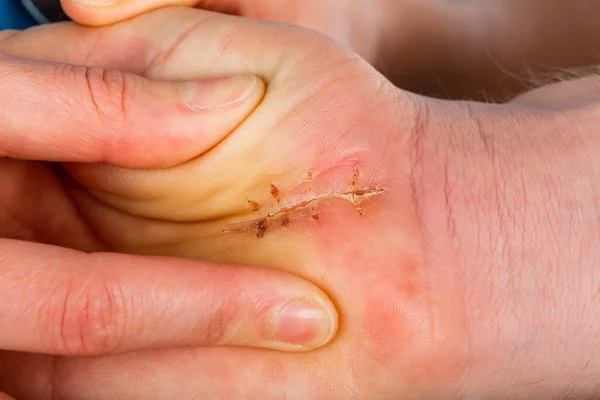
[
  {"left": 3, "top": 7, "right": 600, "bottom": 400},
  {"left": 63, "top": 0, "right": 600, "bottom": 101}
]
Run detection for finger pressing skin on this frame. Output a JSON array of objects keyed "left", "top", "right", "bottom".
[
  {"left": 0, "top": 239, "right": 338, "bottom": 355},
  {"left": 0, "top": 53, "right": 264, "bottom": 168},
  {"left": 0, "top": 393, "right": 16, "bottom": 400}
]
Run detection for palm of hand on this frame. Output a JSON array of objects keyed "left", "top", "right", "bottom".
[{"left": 3, "top": 8, "right": 468, "bottom": 400}]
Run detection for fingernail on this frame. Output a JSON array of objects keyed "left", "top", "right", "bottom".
[
  {"left": 180, "top": 75, "right": 258, "bottom": 111},
  {"left": 272, "top": 299, "right": 336, "bottom": 348}
]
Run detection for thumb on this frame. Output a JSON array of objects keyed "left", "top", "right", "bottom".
[
  {"left": 60, "top": 0, "right": 242, "bottom": 26},
  {"left": 0, "top": 393, "right": 16, "bottom": 400},
  {"left": 0, "top": 53, "right": 264, "bottom": 168}
]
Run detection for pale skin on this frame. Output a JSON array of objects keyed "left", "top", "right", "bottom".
[
  {"left": 2, "top": 5, "right": 600, "bottom": 400},
  {"left": 65, "top": 0, "right": 600, "bottom": 101}
]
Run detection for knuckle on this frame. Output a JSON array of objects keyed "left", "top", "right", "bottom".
[
  {"left": 204, "top": 294, "right": 243, "bottom": 345},
  {"left": 43, "top": 274, "right": 128, "bottom": 356},
  {"left": 75, "top": 65, "right": 138, "bottom": 124}
]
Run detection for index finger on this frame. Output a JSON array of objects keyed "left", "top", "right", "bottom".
[{"left": 0, "top": 239, "right": 338, "bottom": 355}]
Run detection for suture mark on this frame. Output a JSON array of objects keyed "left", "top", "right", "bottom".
[
  {"left": 257, "top": 219, "right": 267, "bottom": 238},
  {"left": 225, "top": 187, "right": 385, "bottom": 237},
  {"left": 248, "top": 200, "right": 261, "bottom": 212},
  {"left": 338, "top": 188, "right": 385, "bottom": 204},
  {"left": 270, "top": 184, "right": 280, "bottom": 202},
  {"left": 352, "top": 166, "right": 360, "bottom": 186}
]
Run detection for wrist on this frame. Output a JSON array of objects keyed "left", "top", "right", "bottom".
[{"left": 413, "top": 95, "right": 600, "bottom": 399}]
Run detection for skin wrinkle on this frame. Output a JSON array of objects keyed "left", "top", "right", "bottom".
[
  {"left": 58, "top": 280, "right": 74, "bottom": 357},
  {"left": 83, "top": 67, "right": 101, "bottom": 121},
  {"left": 440, "top": 108, "right": 477, "bottom": 400},
  {"left": 143, "top": 18, "right": 207, "bottom": 77},
  {"left": 119, "top": 71, "right": 127, "bottom": 121},
  {"left": 405, "top": 100, "right": 443, "bottom": 391},
  {"left": 436, "top": 104, "right": 509, "bottom": 395},
  {"left": 407, "top": 97, "right": 473, "bottom": 392},
  {"left": 408, "top": 97, "right": 429, "bottom": 225},
  {"left": 82, "top": 24, "right": 116, "bottom": 70},
  {"left": 212, "top": 26, "right": 238, "bottom": 68},
  {"left": 104, "top": 69, "right": 128, "bottom": 125},
  {"left": 101, "top": 268, "right": 130, "bottom": 355}
]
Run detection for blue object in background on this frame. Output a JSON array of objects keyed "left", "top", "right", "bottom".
[{"left": 0, "top": 0, "right": 38, "bottom": 30}]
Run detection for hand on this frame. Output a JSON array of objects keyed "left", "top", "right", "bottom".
[
  {"left": 1, "top": 11, "right": 462, "bottom": 399},
  {"left": 7, "top": 7, "right": 600, "bottom": 400},
  {"left": 0, "top": 34, "right": 338, "bottom": 399}
]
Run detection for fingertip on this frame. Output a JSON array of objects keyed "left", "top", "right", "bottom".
[
  {"left": 61, "top": 0, "right": 196, "bottom": 26},
  {"left": 60, "top": 0, "right": 115, "bottom": 26},
  {"left": 171, "top": 74, "right": 266, "bottom": 161}
]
